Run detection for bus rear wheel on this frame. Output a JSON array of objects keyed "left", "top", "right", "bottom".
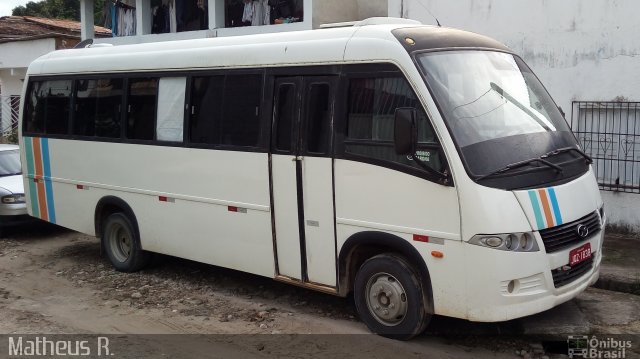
[
  {"left": 354, "top": 254, "right": 431, "bottom": 340},
  {"left": 102, "top": 213, "right": 150, "bottom": 272}
]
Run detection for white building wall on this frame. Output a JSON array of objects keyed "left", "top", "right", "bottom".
[
  {"left": 0, "top": 38, "right": 57, "bottom": 104},
  {"left": 0, "top": 68, "right": 27, "bottom": 97},
  {"left": 392, "top": 0, "right": 640, "bottom": 231},
  {"left": 0, "top": 38, "right": 58, "bottom": 134},
  {"left": 0, "top": 38, "right": 56, "bottom": 75}
]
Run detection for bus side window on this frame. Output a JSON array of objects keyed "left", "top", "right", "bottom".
[
  {"left": 73, "top": 78, "right": 123, "bottom": 138},
  {"left": 188, "top": 73, "right": 262, "bottom": 148},
  {"left": 127, "top": 78, "right": 158, "bottom": 141},
  {"left": 274, "top": 83, "right": 296, "bottom": 152},
  {"left": 189, "top": 75, "right": 224, "bottom": 145},
  {"left": 156, "top": 77, "right": 186, "bottom": 142},
  {"left": 23, "top": 82, "right": 45, "bottom": 134},
  {"left": 221, "top": 74, "right": 262, "bottom": 147},
  {"left": 344, "top": 75, "right": 442, "bottom": 172},
  {"left": 305, "top": 83, "right": 331, "bottom": 154},
  {"left": 23, "top": 80, "right": 72, "bottom": 135}
]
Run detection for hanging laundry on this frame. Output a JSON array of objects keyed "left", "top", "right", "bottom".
[
  {"left": 263, "top": 0, "right": 271, "bottom": 25},
  {"left": 109, "top": 1, "right": 137, "bottom": 37},
  {"left": 111, "top": 2, "right": 117, "bottom": 36},
  {"left": 242, "top": 0, "right": 253, "bottom": 24},
  {"left": 252, "top": 0, "right": 264, "bottom": 26},
  {"left": 169, "top": 0, "right": 177, "bottom": 33}
]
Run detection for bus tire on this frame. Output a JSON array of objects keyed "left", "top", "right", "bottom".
[
  {"left": 354, "top": 253, "right": 431, "bottom": 340},
  {"left": 102, "top": 213, "right": 150, "bottom": 273}
]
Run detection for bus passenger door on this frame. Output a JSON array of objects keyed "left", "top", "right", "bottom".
[{"left": 270, "top": 76, "right": 338, "bottom": 287}]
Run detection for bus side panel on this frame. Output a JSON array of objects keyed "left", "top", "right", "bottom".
[
  {"left": 301, "top": 157, "right": 337, "bottom": 286},
  {"left": 45, "top": 139, "right": 276, "bottom": 278},
  {"left": 134, "top": 191, "right": 275, "bottom": 277},
  {"left": 334, "top": 159, "right": 469, "bottom": 319}
]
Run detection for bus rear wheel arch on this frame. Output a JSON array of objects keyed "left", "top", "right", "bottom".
[{"left": 354, "top": 253, "right": 431, "bottom": 340}]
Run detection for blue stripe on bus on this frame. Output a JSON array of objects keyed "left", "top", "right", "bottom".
[
  {"left": 528, "top": 190, "right": 545, "bottom": 230},
  {"left": 547, "top": 188, "right": 562, "bottom": 226},
  {"left": 41, "top": 138, "right": 56, "bottom": 224}
]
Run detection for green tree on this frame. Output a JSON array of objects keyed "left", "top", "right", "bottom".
[{"left": 12, "top": 0, "right": 106, "bottom": 24}]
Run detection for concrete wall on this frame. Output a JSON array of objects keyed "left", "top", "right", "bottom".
[
  {"left": 312, "top": 0, "right": 358, "bottom": 29},
  {"left": 390, "top": 0, "right": 640, "bottom": 231},
  {"left": 356, "top": 0, "right": 389, "bottom": 21},
  {"left": 313, "top": 0, "right": 388, "bottom": 28},
  {"left": 0, "top": 68, "right": 26, "bottom": 96},
  {"left": 601, "top": 191, "right": 640, "bottom": 232},
  {"left": 0, "top": 38, "right": 56, "bottom": 96},
  {"left": 390, "top": 0, "right": 640, "bottom": 113}
]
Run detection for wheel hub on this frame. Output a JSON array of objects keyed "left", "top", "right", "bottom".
[
  {"left": 366, "top": 273, "right": 408, "bottom": 326},
  {"left": 108, "top": 223, "right": 132, "bottom": 263}
]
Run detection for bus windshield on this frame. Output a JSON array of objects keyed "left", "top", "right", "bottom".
[{"left": 417, "top": 51, "right": 587, "bottom": 188}]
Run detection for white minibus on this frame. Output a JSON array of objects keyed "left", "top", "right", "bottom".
[{"left": 20, "top": 18, "right": 604, "bottom": 339}]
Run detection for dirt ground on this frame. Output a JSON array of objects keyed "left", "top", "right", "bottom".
[{"left": 0, "top": 222, "right": 625, "bottom": 358}]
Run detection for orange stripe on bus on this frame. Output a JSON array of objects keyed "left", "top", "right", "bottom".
[
  {"left": 32, "top": 138, "right": 49, "bottom": 221},
  {"left": 537, "top": 189, "right": 554, "bottom": 227},
  {"left": 32, "top": 138, "right": 44, "bottom": 177},
  {"left": 36, "top": 180, "right": 48, "bottom": 221}
]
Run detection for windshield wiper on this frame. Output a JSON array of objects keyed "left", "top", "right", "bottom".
[
  {"left": 0, "top": 172, "right": 21, "bottom": 177},
  {"left": 476, "top": 157, "right": 563, "bottom": 181},
  {"left": 541, "top": 146, "right": 593, "bottom": 164},
  {"left": 490, "top": 82, "right": 552, "bottom": 131}
]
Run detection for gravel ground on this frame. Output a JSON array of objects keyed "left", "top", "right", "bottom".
[{"left": 3, "top": 221, "right": 628, "bottom": 358}]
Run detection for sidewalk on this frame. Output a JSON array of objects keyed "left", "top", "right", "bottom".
[{"left": 595, "top": 231, "right": 640, "bottom": 295}]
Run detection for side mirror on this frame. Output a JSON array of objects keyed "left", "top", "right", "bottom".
[{"left": 394, "top": 107, "right": 417, "bottom": 155}]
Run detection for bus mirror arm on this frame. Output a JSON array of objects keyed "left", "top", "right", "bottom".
[
  {"left": 558, "top": 106, "right": 566, "bottom": 119},
  {"left": 395, "top": 108, "right": 450, "bottom": 184},
  {"left": 410, "top": 152, "right": 450, "bottom": 185}
]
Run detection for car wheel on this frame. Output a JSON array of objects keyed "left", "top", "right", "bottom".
[
  {"left": 102, "top": 213, "right": 150, "bottom": 272},
  {"left": 354, "top": 253, "right": 431, "bottom": 340}
]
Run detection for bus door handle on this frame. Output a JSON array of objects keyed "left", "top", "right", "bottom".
[{"left": 292, "top": 156, "right": 304, "bottom": 162}]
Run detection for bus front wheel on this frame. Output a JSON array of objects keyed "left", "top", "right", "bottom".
[
  {"left": 354, "top": 253, "right": 431, "bottom": 340},
  {"left": 102, "top": 213, "right": 150, "bottom": 272}
]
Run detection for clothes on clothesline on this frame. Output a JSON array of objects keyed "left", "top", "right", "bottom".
[
  {"left": 239, "top": 0, "right": 303, "bottom": 27},
  {"left": 152, "top": 0, "right": 207, "bottom": 34},
  {"left": 242, "top": 0, "right": 273, "bottom": 26},
  {"left": 109, "top": 0, "right": 300, "bottom": 36},
  {"left": 110, "top": 1, "right": 136, "bottom": 37}
]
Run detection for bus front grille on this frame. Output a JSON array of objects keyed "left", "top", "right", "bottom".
[
  {"left": 539, "top": 211, "right": 601, "bottom": 253},
  {"left": 552, "top": 256, "right": 594, "bottom": 288}
]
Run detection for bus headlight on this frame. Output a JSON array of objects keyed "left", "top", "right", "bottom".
[
  {"left": 1, "top": 194, "right": 25, "bottom": 204},
  {"left": 469, "top": 232, "right": 539, "bottom": 252}
]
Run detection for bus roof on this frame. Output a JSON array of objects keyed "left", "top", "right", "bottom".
[{"left": 26, "top": 20, "right": 511, "bottom": 76}]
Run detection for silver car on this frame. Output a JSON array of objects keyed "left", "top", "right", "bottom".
[{"left": 0, "top": 144, "right": 29, "bottom": 226}]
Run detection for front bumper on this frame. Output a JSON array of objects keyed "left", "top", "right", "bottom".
[
  {"left": 0, "top": 202, "right": 28, "bottom": 217},
  {"left": 0, "top": 202, "right": 31, "bottom": 227},
  {"left": 464, "top": 227, "right": 604, "bottom": 322}
]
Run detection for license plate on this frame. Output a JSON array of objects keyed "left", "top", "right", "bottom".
[{"left": 569, "top": 243, "right": 592, "bottom": 266}]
